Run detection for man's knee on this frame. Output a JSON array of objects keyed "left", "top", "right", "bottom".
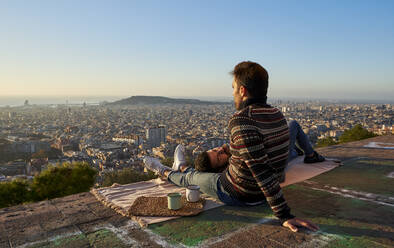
[{"left": 288, "top": 120, "right": 299, "bottom": 129}]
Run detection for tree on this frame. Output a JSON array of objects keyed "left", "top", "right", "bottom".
[
  {"left": 339, "top": 124, "right": 377, "bottom": 143},
  {"left": 0, "top": 179, "right": 31, "bottom": 208},
  {"left": 161, "top": 156, "right": 194, "bottom": 168},
  {"left": 315, "top": 137, "right": 338, "bottom": 148},
  {"left": 101, "top": 168, "right": 157, "bottom": 187},
  {"left": 31, "top": 162, "right": 97, "bottom": 201},
  {"left": 0, "top": 162, "right": 97, "bottom": 208},
  {"left": 160, "top": 157, "right": 174, "bottom": 168}
]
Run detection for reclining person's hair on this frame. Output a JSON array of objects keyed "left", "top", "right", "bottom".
[{"left": 194, "top": 152, "right": 212, "bottom": 172}]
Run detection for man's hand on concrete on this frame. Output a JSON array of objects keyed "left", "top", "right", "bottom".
[{"left": 282, "top": 218, "right": 319, "bottom": 232}]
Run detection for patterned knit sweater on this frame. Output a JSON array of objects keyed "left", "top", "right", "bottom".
[{"left": 219, "top": 100, "right": 294, "bottom": 221}]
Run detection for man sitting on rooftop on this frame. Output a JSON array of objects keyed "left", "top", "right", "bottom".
[{"left": 143, "top": 61, "right": 319, "bottom": 233}]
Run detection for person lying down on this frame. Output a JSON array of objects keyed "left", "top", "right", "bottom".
[
  {"left": 194, "top": 120, "right": 325, "bottom": 178},
  {"left": 143, "top": 120, "right": 323, "bottom": 232}
]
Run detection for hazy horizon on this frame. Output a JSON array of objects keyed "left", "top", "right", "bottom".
[
  {"left": 1, "top": 95, "right": 393, "bottom": 107},
  {"left": 1, "top": 1, "right": 393, "bottom": 100}
]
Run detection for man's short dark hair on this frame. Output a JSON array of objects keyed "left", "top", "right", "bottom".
[
  {"left": 230, "top": 61, "right": 269, "bottom": 98},
  {"left": 194, "top": 152, "right": 212, "bottom": 172}
]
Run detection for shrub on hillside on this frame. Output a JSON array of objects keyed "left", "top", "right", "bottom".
[
  {"left": 101, "top": 168, "right": 157, "bottom": 187},
  {"left": 315, "top": 124, "right": 377, "bottom": 148},
  {"left": 31, "top": 162, "right": 97, "bottom": 201},
  {"left": 315, "top": 137, "right": 339, "bottom": 148},
  {"left": 0, "top": 162, "right": 97, "bottom": 208},
  {"left": 0, "top": 179, "right": 31, "bottom": 208},
  {"left": 160, "top": 157, "right": 174, "bottom": 168},
  {"left": 339, "top": 124, "right": 377, "bottom": 143},
  {"left": 161, "top": 156, "right": 194, "bottom": 168}
]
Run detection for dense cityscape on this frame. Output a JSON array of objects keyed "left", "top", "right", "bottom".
[{"left": 0, "top": 99, "right": 392, "bottom": 183}]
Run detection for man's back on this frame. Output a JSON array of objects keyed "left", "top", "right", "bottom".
[{"left": 220, "top": 101, "right": 292, "bottom": 220}]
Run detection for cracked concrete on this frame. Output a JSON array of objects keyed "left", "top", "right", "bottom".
[{"left": 0, "top": 135, "right": 393, "bottom": 247}]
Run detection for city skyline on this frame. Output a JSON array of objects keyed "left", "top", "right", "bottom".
[
  {"left": 1, "top": 1, "right": 394, "bottom": 100},
  {"left": 1, "top": 94, "right": 394, "bottom": 107}
]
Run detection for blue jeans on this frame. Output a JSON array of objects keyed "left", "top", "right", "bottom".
[
  {"left": 288, "top": 120, "right": 314, "bottom": 162},
  {"left": 167, "top": 167, "right": 255, "bottom": 206}
]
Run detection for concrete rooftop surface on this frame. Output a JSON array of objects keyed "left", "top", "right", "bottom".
[{"left": 1, "top": 135, "right": 393, "bottom": 248}]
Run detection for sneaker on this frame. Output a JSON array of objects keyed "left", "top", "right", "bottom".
[
  {"left": 143, "top": 156, "right": 169, "bottom": 176},
  {"left": 173, "top": 144, "right": 186, "bottom": 171},
  {"left": 304, "top": 151, "right": 325, "bottom": 163}
]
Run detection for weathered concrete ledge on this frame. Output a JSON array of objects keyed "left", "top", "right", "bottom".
[{"left": 0, "top": 135, "right": 393, "bottom": 247}]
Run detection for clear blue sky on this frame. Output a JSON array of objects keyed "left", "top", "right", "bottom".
[{"left": 1, "top": 0, "right": 393, "bottom": 101}]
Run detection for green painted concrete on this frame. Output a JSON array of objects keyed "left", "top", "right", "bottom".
[
  {"left": 28, "top": 234, "right": 89, "bottom": 248},
  {"left": 326, "top": 235, "right": 388, "bottom": 248},
  {"left": 149, "top": 204, "right": 274, "bottom": 246},
  {"left": 284, "top": 184, "right": 394, "bottom": 247},
  {"left": 25, "top": 159, "right": 393, "bottom": 247},
  {"left": 309, "top": 158, "right": 394, "bottom": 197},
  {"left": 27, "top": 229, "right": 127, "bottom": 248},
  {"left": 86, "top": 229, "right": 128, "bottom": 248},
  {"left": 150, "top": 180, "right": 393, "bottom": 247},
  {"left": 358, "top": 160, "right": 394, "bottom": 166},
  {"left": 284, "top": 184, "right": 393, "bottom": 226}
]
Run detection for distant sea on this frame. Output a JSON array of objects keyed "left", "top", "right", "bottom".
[
  {"left": 0, "top": 96, "right": 125, "bottom": 107},
  {"left": 0, "top": 95, "right": 392, "bottom": 107},
  {"left": 0, "top": 96, "right": 233, "bottom": 107}
]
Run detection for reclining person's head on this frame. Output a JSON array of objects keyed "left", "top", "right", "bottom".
[{"left": 194, "top": 146, "right": 230, "bottom": 172}]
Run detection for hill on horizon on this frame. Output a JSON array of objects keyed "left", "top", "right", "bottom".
[{"left": 109, "top": 95, "right": 226, "bottom": 105}]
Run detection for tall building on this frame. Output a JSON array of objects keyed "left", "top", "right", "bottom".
[{"left": 146, "top": 125, "right": 167, "bottom": 148}]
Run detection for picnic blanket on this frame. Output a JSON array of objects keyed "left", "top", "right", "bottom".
[
  {"left": 91, "top": 157, "right": 340, "bottom": 227},
  {"left": 128, "top": 196, "right": 205, "bottom": 216}
]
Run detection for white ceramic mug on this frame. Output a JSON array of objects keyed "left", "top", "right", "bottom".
[{"left": 186, "top": 185, "right": 200, "bottom": 202}]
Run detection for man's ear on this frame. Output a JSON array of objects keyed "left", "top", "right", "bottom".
[{"left": 239, "top": 85, "right": 249, "bottom": 98}]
